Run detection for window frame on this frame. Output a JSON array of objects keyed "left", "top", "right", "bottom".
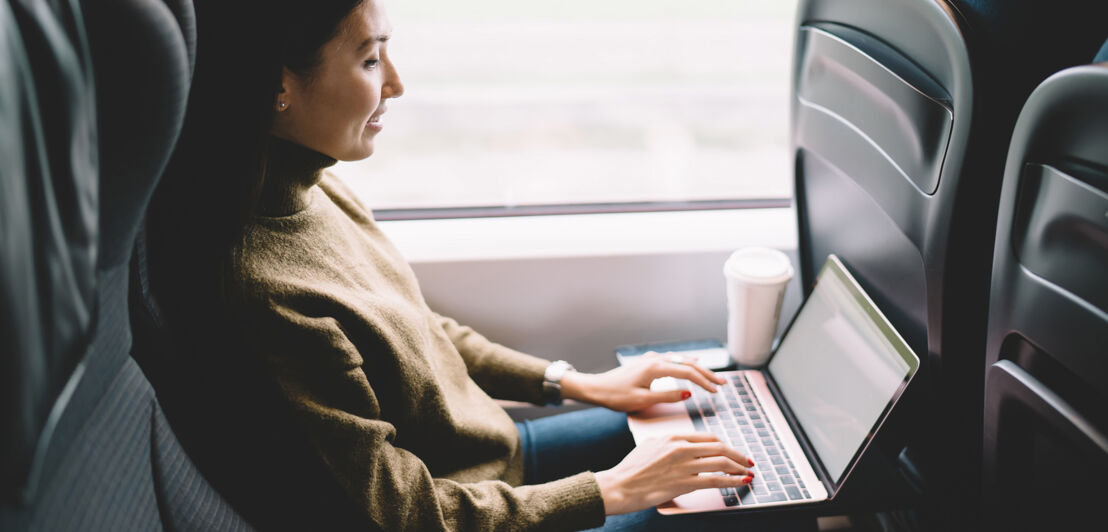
[{"left": 372, "top": 197, "right": 792, "bottom": 221}]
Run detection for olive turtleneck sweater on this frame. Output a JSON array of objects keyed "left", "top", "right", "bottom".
[{"left": 227, "top": 137, "right": 605, "bottom": 531}]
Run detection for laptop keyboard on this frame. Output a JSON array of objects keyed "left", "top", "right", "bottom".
[{"left": 683, "top": 374, "right": 812, "bottom": 507}]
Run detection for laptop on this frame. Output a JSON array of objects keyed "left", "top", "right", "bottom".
[{"left": 627, "top": 254, "right": 919, "bottom": 514}]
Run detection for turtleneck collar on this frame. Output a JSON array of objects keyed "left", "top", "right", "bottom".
[{"left": 258, "top": 136, "right": 338, "bottom": 217}]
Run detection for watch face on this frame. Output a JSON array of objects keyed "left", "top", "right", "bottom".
[
  {"left": 543, "top": 361, "right": 573, "bottom": 405},
  {"left": 545, "top": 361, "right": 574, "bottom": 382}
]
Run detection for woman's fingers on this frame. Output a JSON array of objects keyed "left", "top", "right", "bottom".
[
  {"left": 651, "top": 353, "right": 725, "bottom": 389},
  {"left": 680, "top": 441, "right": 753, "bottom": 467},
  {"left": 656, "top": 351, "right": 725, "bottom": 385},
  {"left": 658, "top": 435, "right": 754, "bottom": 476},
  {"left": 683, "top": 456, "right": 752, "bottom": 476},
  {"left": 597, "top": 432, "right": 762, "bottom": 515},
  {"left": 669, "top": 353, "right": 726, "bottom": 386},
  {"left": 650, "top": 360, "right": 719, "bottom": 393},
  {"left": 667, "top": 432, "right": 722, "bottom": 443},
  {"left": 690, "top": 472, "right": 755, "bottom": 490},
  {"left": 645, "top": 388, "right": 694, "bottom": 405}
]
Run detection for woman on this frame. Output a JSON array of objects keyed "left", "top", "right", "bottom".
[{"left": 149, "top": 1, "right": 812, "bottom": 530}]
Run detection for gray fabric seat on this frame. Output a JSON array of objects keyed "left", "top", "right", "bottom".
[
  {"left": 1, "top": 0, "right": 249, "bottom": 529},
  {"left": 1, "top": 0, "right": 98, "bottom": 500}
]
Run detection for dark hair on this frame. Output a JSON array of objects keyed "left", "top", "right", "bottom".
[{"left": 148, "top": 0, "right": 364, "bottom": 337}]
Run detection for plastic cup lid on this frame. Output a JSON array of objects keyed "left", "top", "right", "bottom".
[{"left": 724, "top": 247, "right": 794, "bottom": 284}]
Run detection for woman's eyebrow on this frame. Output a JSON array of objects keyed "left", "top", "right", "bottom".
[{"left": 357, "top": 34, "right": 390, "bottom": 51}]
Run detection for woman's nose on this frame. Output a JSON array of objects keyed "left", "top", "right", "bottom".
[{"left": 384, "top": 59, "right": 404, "bottom": 99}]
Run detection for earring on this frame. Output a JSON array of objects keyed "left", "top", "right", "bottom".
[{"left": 278, "top": 101, "right": 287, "bottom": 110}]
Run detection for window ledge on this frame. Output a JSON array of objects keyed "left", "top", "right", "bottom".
[{"left": 379, "top": 207, "right": 798, "bottom": 264}]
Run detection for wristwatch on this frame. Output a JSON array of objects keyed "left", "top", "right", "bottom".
[{"left": 542, "top": 360, "right": 576, "bottom": 405}]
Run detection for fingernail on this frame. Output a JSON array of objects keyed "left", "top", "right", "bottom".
[
  {"left": 747, "top": 459, "right": 754, "bottom": 467},
  {"left": 681, "top": 391, "right": 691, "bottom": 400},
  {"left": 743, "top": 475, "right": 754, "bottom": 484}
]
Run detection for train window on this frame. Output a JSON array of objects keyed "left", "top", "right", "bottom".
[{"left": 331, "top": 0, "right": 797, "bottom": 218}]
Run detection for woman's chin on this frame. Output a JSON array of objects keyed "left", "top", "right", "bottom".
[{"left": 337, "top": 144, "right": 375, "bottom": 162}]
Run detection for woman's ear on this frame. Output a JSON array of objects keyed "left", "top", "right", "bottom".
[
  {"left": 275, "top": 67, "right": 298, "bottom": 112},
  {"left": 275, "top": 87, "right": 288, "bottom": 112},
  {"left": 272, "top": 67, "right": 305, "bottom": 137}
]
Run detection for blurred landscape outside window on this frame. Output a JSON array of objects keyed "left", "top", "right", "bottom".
[{"left": 331, "top": 0, "right": 797, "bottom": 214}]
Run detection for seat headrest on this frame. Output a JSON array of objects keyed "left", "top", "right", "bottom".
[
  {"left": 1096, "top": 37, "right": 1108, "bottom": 63},
  {"left": 81, "top": 0, "right": 192, "bottom": 269},
  {"left": 163, "top": 0, "right": 196, "bottom": 75},
  {"left": 2, "top": 0, "right": 194, "bottom": 502},
  {"left": 1, "top": 0, "right": 98, "bottom": 501}
]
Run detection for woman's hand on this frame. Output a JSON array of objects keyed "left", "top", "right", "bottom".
[
  {"left": 594, "top": 433, "right": 755, "bottom": 515},
  {"left": 560, "top": 352, "right": 726, "bottom": 412}
]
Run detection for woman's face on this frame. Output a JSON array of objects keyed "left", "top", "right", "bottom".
[{"left": 272, "top": 0, "right": 403, "bottom": 161}]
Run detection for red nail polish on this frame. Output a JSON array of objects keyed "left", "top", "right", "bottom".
[
  {"left": 747, "top": 459, "right": 754, "bottom": 467},
  {"left": 743, "top": 475, "right": 754, "bottom": 484},
  {"left": 681, "top": 391, "right": 692, "bottom": 400}
]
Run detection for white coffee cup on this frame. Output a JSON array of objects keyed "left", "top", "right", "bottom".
[{"left": 724, "top": 247, "right": 794, "bottom": 367}]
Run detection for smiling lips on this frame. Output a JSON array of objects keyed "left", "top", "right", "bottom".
[{"left": 367, "top": 108, "right": 386, "bottom": 131}]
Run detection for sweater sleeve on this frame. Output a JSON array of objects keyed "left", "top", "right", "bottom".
[
  {"left": 434, "top": 313, "right": 552, "bottom": 405},
  {"left": 251, "top": 304, "right": 605, "bottom": 532}
]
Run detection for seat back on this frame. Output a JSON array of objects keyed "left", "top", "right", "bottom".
[
  {"left": 1, "top": 0, "right": 249, "bottom": 529},
  {"left": 125, "top": 0, "right": 378, "bottom": 527},
  {"left": 791, "top": 3, "right": 978, "bottom": 522},
  {"left": 1, "top": 0, "right": 98, "bottom": 504},
  {"left": 983, "top": 60, "right": 1108, "bottom": 530},
  {"left": 130, "top": 227, "right": 375, "bottom": 531},
  {"left": 790, "top": 0, "right": 1106, "bottom": 526}
]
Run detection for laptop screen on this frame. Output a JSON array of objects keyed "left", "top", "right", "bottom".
[{"left": 767, "top": 256, "right": 918, "bottom": 484}]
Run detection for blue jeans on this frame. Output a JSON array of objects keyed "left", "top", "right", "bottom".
[{"left": 515, "top": 408, "right": 817, "bottom": 531}]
